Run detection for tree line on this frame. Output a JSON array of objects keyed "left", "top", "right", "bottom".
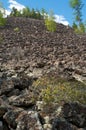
[
  {"left": 10, "top": 7, "right": 46, "bottom": 19},
  {"left": 0, "top": 0, "right": 86, "bottom": 33},
  {"left": 70, "top": 0, "right": 86, "bottom": 33}
]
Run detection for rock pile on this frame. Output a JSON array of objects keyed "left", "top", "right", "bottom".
[
  {"left": 0, "top": 17, "right": 86, "bottom": 81},
  {"left": 0, "top": 17, "right": 86, "bottom": 130}
]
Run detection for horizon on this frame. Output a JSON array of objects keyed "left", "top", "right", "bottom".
[{"left": 1, "top": 0, "right": 86, "bottom": 26}]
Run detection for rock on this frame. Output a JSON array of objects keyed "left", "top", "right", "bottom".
[
  {"left": 0, "top": 79, "right": 14, "bottom": 96},
  {"left": 16, "top": 111, "right": 43, "bottom": 130},
  {"left": 61, "top": 102, "right": 86, "bottom": 128},
  {"left": 0, "top": 121, "right": 3, "bottom": 130},
  {"left": 3, "top": 108, "right": 23, "bottom": 129},
  {"left": 7, "top": 88, "right": 20, "bottom": 97},
  {"left": 0, "top": 106, "right": 7, "bottom": 117},
  {"left": 0, "top": 17, "right": 86, "bottom": 130},
  {"left": 0, "top": 17, "right": 86, "bottom": 81},
  {"left": 36, "top": 101, "right": 44, "bottom": 111},
  {"left": 8, "top": 93, "right": 36, "bottom": 108},
  {"left": 12, "top": 76, "right": 33, "bottom": 90},
  {"left": 43, "top": 116, "right": 52, "bottom": 130},
  {"left": 52, "top": 118, "right": 73, "bottom": 130}
]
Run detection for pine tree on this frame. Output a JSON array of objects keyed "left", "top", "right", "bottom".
[
  {"left": 69, "top": 0, "right": 86, "bottom": 33},
  {"left": 45, "top": 10, "right": 57, "bottom": 32},
  {"left": 22, "top": 7, "right": 30, "bottom": 17},
  {"left": 0, "top": 2, "right": 6, "bottom": 26},
  {"left": 69, "top": 0, "right": 83, "bottom": 25},
  {"left": 10, "top": 7, "right": 21, "bottom": 17}
]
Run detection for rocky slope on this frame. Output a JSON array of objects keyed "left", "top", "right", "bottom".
[
  {"left": 0, "top": 17, "right": 86, "bottom": 81},
  {"left": 0, "top": 17, "right": 86, "bottom": 130}
]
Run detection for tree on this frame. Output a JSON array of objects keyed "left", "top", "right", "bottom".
[
  {"left": 78, "top": 22, "right": 86, "bottom": 33},
  {"left": 69, "top": 0, "right": 83, "bottom": 25},
  {"left": 10, "top": 7, "right": 21, "bottom": 17},
  {"left": 0, "top": 2, "right": 6, "bottom": 26},
  {"left": 45, "top": 10, "right": 57, "bottom": 32},
  {"left": 22, "top": 7, "right": 30, "bottom": 17},
  {"left": 31, "top": 8, "right": 37, "bottom": 18},
  {"left": 35, "top": 9, "right": 42, "bottom": 19},
  {"left": 69, "top": 0, "right": 86, "bottom": 33},
  {"left": 41, "top": 8, "right": 47, "bottom": 19}
]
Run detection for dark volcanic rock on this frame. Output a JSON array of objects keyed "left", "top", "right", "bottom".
[
  {"left": 52, "top": 118, "right": 73, "bottom": 130},
  {"left": 3, "top": 108, "right": 23, "bottom": 129},
  {"left": 0, "top": 78, "right": 14, "bottom": 96},
  {"left": 0, "top": 17, "right": 86, "bottom": 82},
  {"left": 13, "top": 75, "right": 33, "bottom": 90},
  {"left": 61, "top": 102, "right": 86, "bottom": 128},
  {"left": 16, "top": 111, "right": 43, "bottom": 130},
  {"left": 8, "top": 93, "right": 36, "bottom": 108},
  {"left": 0, "top": 17, "right": 86, "bottom": 130}
]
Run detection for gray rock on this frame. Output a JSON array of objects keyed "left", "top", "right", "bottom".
[
  {"left": 0, "top": 121, "right": 3, "bottom": 130},
  {"left": 16, "top": 111, "right": 43, "bottom": 130},
  {"left": 61, "top": 102, "right": 86, "bottom": 128}
]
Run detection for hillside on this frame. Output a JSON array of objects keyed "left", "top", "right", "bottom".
[
  {"left": 0, "top": 17, "right": 86, "bottom": 130},
  {"left": 0, "top": 17, "right": 86, "bottom": 81}
]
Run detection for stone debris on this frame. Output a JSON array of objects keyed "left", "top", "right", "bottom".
[{"left": 0, "top": 17, "right": 86, "bottom": 130}]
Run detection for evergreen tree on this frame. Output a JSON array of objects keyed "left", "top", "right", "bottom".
[
  {"left": 22, "top": 7, "right": 30, "bottom": 17},
  {"left": 45, "top": 10, "right": 57, "bottom": 32},
  {"left": 69, "top": 0, "right": 86, "bottom": 33},
  {"left": 69, "top": 0, "right": 83, "bottom": 25},
  {"left": 35, "top": 9, "right": 41, "bottom": 19},
  {"left": 41, "top": 8, "right": 47, "bottom": 19},
  {"left": 0, "top": 2, "right": 6, "bottom": 26},
  {"left": 31, "top": 8, "right": 37, "bottom": 18},
  {"left": 10, "top": 7, "right": 21, "bottom": 17}
]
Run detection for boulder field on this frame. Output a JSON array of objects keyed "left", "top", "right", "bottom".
[{"left": 0, "top": 17, "right": 86, "bottom": 130}]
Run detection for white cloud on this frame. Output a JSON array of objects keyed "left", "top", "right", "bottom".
[
  {"left": 54, "top": 14, "right": 69, "bottom": 26},
  {"left": 5, "top": 9, "right": 11, "bottom": 16},
  {"left": 8, "top": 0, "right": 25, "bottom": 10},
  {"left": 5, "top": 0, "right": 69, "bottom": 26},
  {"left": 5, "top": 0, "right": 25, "bottom": 16}
]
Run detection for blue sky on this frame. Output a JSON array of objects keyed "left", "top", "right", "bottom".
[{"left": 1, "top": 0, "right": 86, "bottom": 26}]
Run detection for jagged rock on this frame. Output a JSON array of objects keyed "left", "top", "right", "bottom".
[
  {"left": 52, "top": 117, "right": 85, "bottom": 130},
  {"left": 0, "top": 106, "right": 7, "bottom": 117},
  {"left": 3, "top": 108, "right": 23, "bottom": 129},
  {"left": 8, "top": 93, "right": 36, "bottom": 108},
  {"left": 43, "top": 116, "right": 52, "bottom": 130},
  {"left": 6, "top": 88, "right": 20, "bottom": 97},
  {"left": 12, "top": 75, "right": 33, "bottom": 90},
  {"left": 0, "top": 121, "right": 3, "bottom": 130},
  {"left": 52, "top": 118, "right": 74, "bottom": 130},
  {"left": 16, "top": 111, "right": 43, "bottom": 130},
  {"left": 0, "top": 17, "right": 86, "bottom": 80},
  {"left": 0, "top": 79, "right": 14, "bottom": 96},
  {"left": 60, "top": 102, "right": 86, "bottom": 128},
  {"left": 0, "top": 17, "right": 86, "bottom": 130}
]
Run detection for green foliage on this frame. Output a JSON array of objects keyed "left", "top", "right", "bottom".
[
  {"left": 79, "top": 22, "right": 86, "bottom": 33},
  {"left": 41, "top": 8, "right": 47, "bottom": 19},
  {"left": 14, "top": 27, "right": 20, "bottom": 32},
  {"left": 44, "top": 11, "right": 57, "bottom": 32},
  {"left": 69, "top": 0, "right": 83, "bottom": 25},
  {"left": 70, "top": 0, "right": 86, "bottom": 33},
  {"left": 70, "top": 0, "right": 82, "bottom": 8},
  {"left": 33, "top": 75, "right": 86, "bottom": 105},
  {"left": 9, "top": 7, "right": 43, "bottom": 20},
  {"left": 10, "top": 7, "right": 21, "bottom": 17},
  {"left": 72, "top": 22, "right": 86, "bottom": 34},
  {"left": 22, "top": 7, "right": 30, "bottom": 17},
  {"left": 0, "top": 2, "right": 6, "bottom": 26},
  {"left": 0, "top": 12, "right": 6, "bottom": 26}
]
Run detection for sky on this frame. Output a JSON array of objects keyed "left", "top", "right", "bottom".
[{"left": 1, "top": 0, "right": 86, "bottom": 26}]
